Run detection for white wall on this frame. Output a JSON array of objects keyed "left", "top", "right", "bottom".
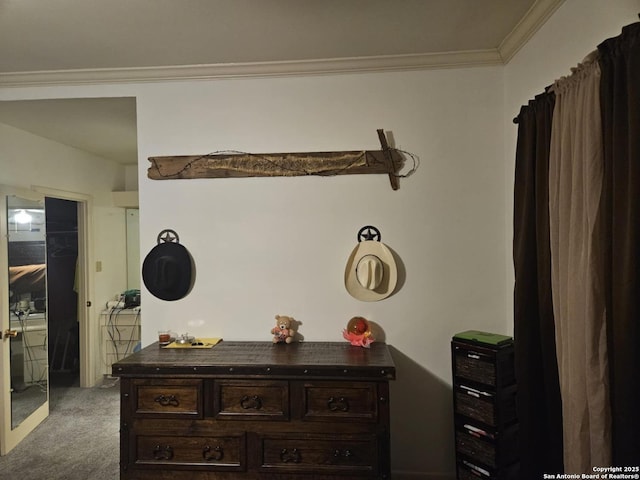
[
  {"left": 124, "top": 164, "right": 139, "bottom": 192},
  {"left": 135, "top": 67, "right": 506, "bottom": 478},
  {"left": 3, "top": 69, "right": 507, "bottom": 477},
  {"left": 0, "top": 121, "right": 129, "bottom": 383}
]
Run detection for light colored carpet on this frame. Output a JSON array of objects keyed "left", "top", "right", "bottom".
[{"left": 0, "top": 378, "right": 120, "bottom": 480}]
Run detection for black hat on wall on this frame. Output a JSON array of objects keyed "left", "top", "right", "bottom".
[{"left": 142, "top": 230, "right": 195, "bottom": 301}]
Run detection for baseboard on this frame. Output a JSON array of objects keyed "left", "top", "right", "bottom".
[{"left": 392, "top": 470, "right": 456, "bottom": 480}]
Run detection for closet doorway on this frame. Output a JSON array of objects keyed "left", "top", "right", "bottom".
[{"left": 45, "top": 198, "right": 80, "bottom": 388}]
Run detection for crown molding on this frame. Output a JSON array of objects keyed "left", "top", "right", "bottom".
[
  {"left": 0, "top": 0, "right": 565, "bottom": 89},
  {"left": 0, "top": 50, "right": 503, "bottom": 88},
  {"left": 498, "top": 0, "right": 566, "bottom": 63}
]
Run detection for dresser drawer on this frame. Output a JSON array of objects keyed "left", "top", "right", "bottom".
[
  {"left": 454, "top": 384, "right": 516, "bottom": 428},
  {"left": 457, "top": 459, "right": 519, "bottom": 480},
  {"left": 213, "top": 380, "right": 289, "bottom": 421},
  {"left": 134, "top": 433, "right": 245, "bottom": 471},
  {"left": 453, "top": 343, "right": 515, "bottom": 388},
  {"left": 455, "top": 423, "right": 518, "bottom": 468},
  {"left": 256, "top": 433, "right": 377, "bottom": 475},
  {"left": 301, "top": 381, "right": 378, "bottom": 422},
  {"left": 133, "top": 379, "right": 203, "bottom": 419}
]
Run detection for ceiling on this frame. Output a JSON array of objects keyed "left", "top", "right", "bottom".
[
  {"left": 0, "top": 97, "right": 138, "bottom": 165},
  {"left": 0, "top": 0, "right": 564, "bottom": 165}
]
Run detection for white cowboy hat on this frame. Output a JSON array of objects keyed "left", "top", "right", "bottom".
[{"left": 344, "top": 239, "right": 397, "bottom": 301}]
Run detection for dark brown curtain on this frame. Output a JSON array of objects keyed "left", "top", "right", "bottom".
[
  {"left": 513, "top": 92, "right": 564, "bottom": 478},
  {"left": 513, "top": 21, "right": 640, "bottom": 471},
  {"left": 598, "top": 22, "right": 640, "bottom": 465}
]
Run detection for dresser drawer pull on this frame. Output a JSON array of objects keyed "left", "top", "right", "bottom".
[
  {"left": 154, "top": 394, "right": 180, "bottom": 407},
  {"left": 334, "top": 449, "right": 354, "bottom": 459},
  {"left": 327, "top": 396, "right": 350, "bottom": 412},
  {"left": 202, "top": 445, "right": 224, "bottom": 462},
  {"left": 280, "top": 448, "right": 300, "bottom": 463},
  {"left": 240, "top": 394, "right": 263, "bottom": 410},
  {"left": 152, "top": 445, "right": 174, "bottom": 460}
]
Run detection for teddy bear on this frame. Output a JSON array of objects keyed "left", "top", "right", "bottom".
[{"left": 271, "top": 315, "right": 295, "bottom": 344}]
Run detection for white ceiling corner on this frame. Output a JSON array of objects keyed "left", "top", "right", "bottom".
[
  {"left": 0, "top": 0, "right": 564, "bottom": 165},
  {"left": 497, "top": 0, "right": 566, "bottom": 62}
]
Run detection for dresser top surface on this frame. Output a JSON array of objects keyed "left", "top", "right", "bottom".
[{"left": 112, "top": 341, "right": 395, "bottom": 380}]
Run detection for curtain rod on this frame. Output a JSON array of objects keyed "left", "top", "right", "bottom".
[
  {"left": 513, "top": 14, "right": 639, "bottom": 125},
  {"left": 513, "top": 84, "right": 556, "bottom": 124}
]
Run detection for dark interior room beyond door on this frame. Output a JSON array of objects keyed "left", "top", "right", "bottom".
[{"left": 45, "top": 197, "right": 79, "bottom": 388}]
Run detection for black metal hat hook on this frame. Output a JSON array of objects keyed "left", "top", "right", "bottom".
[
  {"left": 357, "top": 225, "right": 381, "bottom": 243},
  {"left": 157, "top": 229, "right": 180, "bottom": 244}
]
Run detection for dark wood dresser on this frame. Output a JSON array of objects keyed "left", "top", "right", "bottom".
[{"left": 112, "top": 341, "right": 396, "bottom": 479}]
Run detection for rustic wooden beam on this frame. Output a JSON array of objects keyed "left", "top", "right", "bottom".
[
  {"left": 377, "top": 129, "right": 399, "bottom": 190},
  {"left": 147, "top": 131, "right": 404, "bottom": 189}
]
